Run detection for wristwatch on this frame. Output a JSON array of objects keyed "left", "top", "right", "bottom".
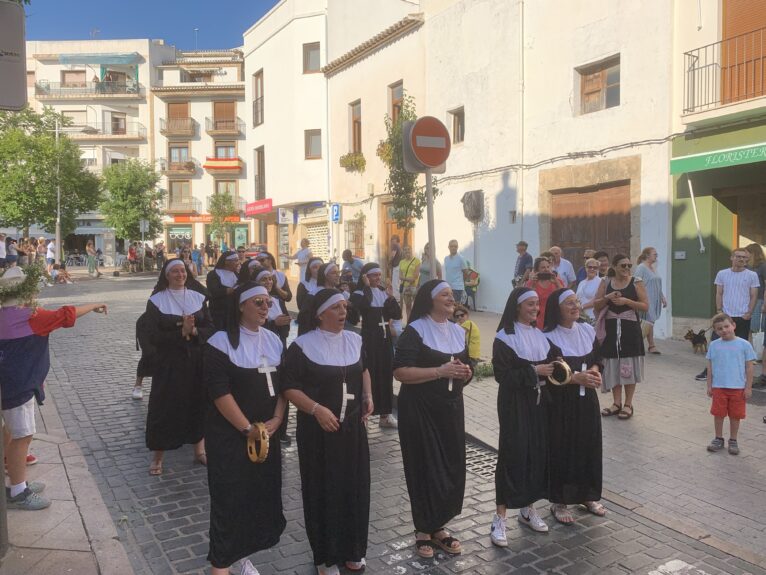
[{"left": 240, "top": 423, "right": 253, "bottom": 437}]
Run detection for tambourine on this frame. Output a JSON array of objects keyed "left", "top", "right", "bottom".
[
  {"left": 246, "top": 422, "right": 269, "bottom": 463},
  {"left": 547, "top": 360, "right": 573, "bottom": 386}
]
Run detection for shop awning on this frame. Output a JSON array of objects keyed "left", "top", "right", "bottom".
[
  {"left": 58, "top": 52, "right": 142, "bottom": 65},
  {"left": 670, "top": 141, "right": 766, "bottom": 174}
]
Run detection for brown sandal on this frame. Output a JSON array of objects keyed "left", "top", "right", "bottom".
[
  {"left": 601, "top": 403, "right": 621, "bottom": 417},
  {"left": 618, "top": 405, "right": 634, "bottom": 419},
  {"left": 431, "top": 530, "right": 462, "bottom": 555},
  {"left": 415, "top": 535, "right": 434, "bottom": 559}
]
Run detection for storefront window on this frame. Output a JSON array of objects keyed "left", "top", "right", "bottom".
[{"left": 167, "top": 225, "right": 192, "bottom": 253}]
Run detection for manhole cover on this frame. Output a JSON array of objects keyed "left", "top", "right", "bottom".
[{"left": 465, "top": 441, "right": 497, "bottom": 480}]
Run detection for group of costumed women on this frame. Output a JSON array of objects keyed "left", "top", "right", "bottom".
[{"left": 137, "top": 253, "right": 606, "bottom": 575}]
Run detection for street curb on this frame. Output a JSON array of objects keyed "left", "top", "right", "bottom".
[
  {"left": 46, "top": 368, "right": 134, "bottom": 575},
  {"left": 458, "top": 423, "right": 766, "bottom": 570}
]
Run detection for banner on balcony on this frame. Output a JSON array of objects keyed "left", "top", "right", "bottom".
[
  {"left": 670, "top": 142, "right": 766, "bottom": 174},
  {"left": 245, "top": 199, "right": 273, "bottom": 217}
]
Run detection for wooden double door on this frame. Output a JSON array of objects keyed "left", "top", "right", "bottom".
[{"left": 550, "top": 182, "right": 631, "bottom": 264}]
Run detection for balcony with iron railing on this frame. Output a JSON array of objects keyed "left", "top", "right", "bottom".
[
  {"left": 164, "top": 196, "right": 201, "bottom": 214},
  {"left": 205, "top": 117, "right": 245, "bottom": 136},
  {"left": 159, "top": 157, "right": 199, "bottom": 176},
  {"left": 68, "top": 122, "right": 146, "bottom": 140},
  {"left": 206, "top": 195, "right": 247, "bottom": 213},
  {"left": 159, "top": 117, "right": 197, "bottom": 137},
  {"left": 34, "top": 80, "right": 142, "bottom": 99},
  {"left": 683, "top": 26, "right": 766, "bottom": 122},
  {"left": 203, "top": 156, "right": 244, "bottom": 175}
]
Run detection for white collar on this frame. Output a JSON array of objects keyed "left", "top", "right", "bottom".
[
  {"left": 301, "top": 277, "right": 318, "bottom": 292},
  {"left": 207, "top": 326, "right": 283, "bottom": 369},
  {"left": 370, "top": 287, "right": 388, "bottom": 307},
  {"left": 293, "top": 328, "right": 363, "bottom": 366},
  {"left": 546, "top": 322, "right": 595, "bottom": 358},
  {"left": 150, "top": 288, "right": 205, "bottom": 316},
  {"left": 215, "top": 268, "right": 238, "bottom": 288},
  {"left": 495, "top": 322, "right": 550, "bottom": 361},
  {"left": 267, "top": 297, "right": 282, "bottom": 320},
  {"left": 408, "top": 316, "right": 466, "bottom": 354}
]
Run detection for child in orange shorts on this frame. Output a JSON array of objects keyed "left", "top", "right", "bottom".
[{"left": 706, "top": 313, "right": 756, "bottom": 455}]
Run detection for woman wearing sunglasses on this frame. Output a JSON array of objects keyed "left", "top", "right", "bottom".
[
  {"left": 203, "top": 283, "right": 287, "bottom": 575},
  {"left": 593, "top": 254, "right": 648, "bottom": 420}
]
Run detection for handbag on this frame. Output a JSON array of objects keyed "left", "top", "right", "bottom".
[{"left": 753, "top": 316, "right": 765, "bottom": 357}]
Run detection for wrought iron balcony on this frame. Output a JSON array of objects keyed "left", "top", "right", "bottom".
[
  {"left": 205, "top": 117, "right": 245, "bottom": 135},
  {"left": 164, "top": 196, "right": 201, "bottom": 214},
  {"left": 159, "top": 158, "right": 199, "bottom": 176},
  {"left": 34, "top": 80, "right": 142, "bottom": 99},
  {"left": 205, "top": 195, "right": 247, "bottom": 213},
  {"left": 203, "top": 156, "right": 243, "bottom": 175},
  {"left": 684, "top": 26, "right": 766, "bottom": 114},
  {"left": 159, "top": 118, "right": 197, "bottom": 137},
  {"left": 68, "top": 122, "right": 146, "bottom": 140}
]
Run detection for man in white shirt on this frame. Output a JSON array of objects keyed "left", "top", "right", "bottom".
[
  {"left": 0, "top": 233, "right": 7, "bottom": 268},
  {"left": 285, "top": 238, "right": 312, "bottom": 280},
  {"left": 45, "top": 240, "right": 56, "bottom": 272},
  {"left": 549, "top": 246, "right": 576, "bottom": 288},
  {"left": 695, "top": 248, "right": 760, "bottom": 381}
]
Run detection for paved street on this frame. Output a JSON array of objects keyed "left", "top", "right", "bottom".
[{"left": 16, "top": 275, "right": 766, "bottom": 574}]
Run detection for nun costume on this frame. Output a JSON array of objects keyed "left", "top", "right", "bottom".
[
  {"left": 206, "top": 251, "right": 241, "bottom": 329},
  {"left": 297, "top": 262, "right": 340, "bottom": 336},
  {"left": 203, "top": 283, "right": 287, "bottom": 574},
  {"left": 295, "top": 257, "right": 323, "bottom": 312},
  {"left": 283, "top": 289, "right": 372, "bottom": 574}
]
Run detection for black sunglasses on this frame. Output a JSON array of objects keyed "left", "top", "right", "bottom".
[
  {"left": 251, "top": 297, "right": 270, "bottom": 308},
  {"left": 619, "top": 263, "right": 633, "bottom": 269}
]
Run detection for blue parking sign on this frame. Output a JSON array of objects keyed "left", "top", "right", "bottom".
[{"left": 331, "top": 203, "right": 341, "bottom": 223}]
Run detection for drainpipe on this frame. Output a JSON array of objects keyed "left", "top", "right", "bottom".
[
  {"left": 686, "top": 174, "right": 706, "bottom": 253},
  {"left": 324, "top": 10, "right": 334, "bottom": 262},
  {"left": 518, "top": 0, "right": 525, "bottom": 241}
]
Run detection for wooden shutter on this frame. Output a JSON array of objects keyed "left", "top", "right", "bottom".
[
  {"left": 214, "top": 101, "right": 235, "bottom": 120},
  {"left": 722, "top": 0, "right": 766, "bottom": 103},
  {"left": 168, "top": 102, "right": 189, "bottom": 118}
]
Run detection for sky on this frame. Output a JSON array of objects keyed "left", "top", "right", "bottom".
[{"left": 24, "top": 0, "right": 281, "bottom": 50}]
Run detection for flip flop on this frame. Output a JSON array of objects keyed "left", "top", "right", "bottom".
[
  {"left": 149, "top": 460, "right": 163, "bottom": 476},
  {"left": 550, "top": 505, "right": 575, "bottom": 525},
  {"left": 581, "top": 501, "right": 607, "bottom": 516}
]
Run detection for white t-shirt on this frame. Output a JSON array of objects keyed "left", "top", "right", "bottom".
[
  {"left": 294, "top": 246, "right": 312, "bottom": 278},
  {"left": 46, "top": 241, "right": 56, "bottom": 260},
  {"left": 0, "top": 241, "right": 6, "bottom": 259},
  {"left": 714, "top": 268, "right": 760, "bottom": 317},
  {"left": 553, "top": 258, "right": 576, "bottom": 285},
  {"left": 576, "top": 276, "right": 602, "bottom": 319}
]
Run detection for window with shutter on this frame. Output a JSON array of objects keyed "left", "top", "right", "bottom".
[{"left": 578, "top": 56, "right": 620, "bottom": 115}]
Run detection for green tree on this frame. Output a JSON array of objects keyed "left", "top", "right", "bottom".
[
  {"left": 377, "top": 92, "right": 439, "bottom": 230},
  {"left": 100, "top": 160, "right": 163, "bottom": 241},
  {"left": 208, "top": 191, "right": 238, "bottom": 249},
  {"left": 0, "top": 107, "right": 101, "bottom": 236}
]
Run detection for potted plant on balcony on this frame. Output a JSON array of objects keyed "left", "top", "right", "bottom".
[
  {"left": 339, "top": 151, "right": 366, "bottom": 173},
  {"left": 183, "top": 160, "right": 196, "bottom": 172}
]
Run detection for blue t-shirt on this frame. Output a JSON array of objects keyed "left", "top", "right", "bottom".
[
  {"left": 444, "top": 254, "right": 467, "bottom": 291},
  {"left": 706, "top": 337, "right": 756, "bottom": 389}
]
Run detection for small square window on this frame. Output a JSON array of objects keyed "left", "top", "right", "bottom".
[
  {"left": 450, "top": 107, "right": 465, "bottom": 143},
  {"left": 303, "top": 42, "right": 321, "bottom": 73},
  {"left": 578, "top": 56, "right": 620, "bottom": 115},
  {"left": 305, "top": 129, "right": 322, "bottom": 159}
]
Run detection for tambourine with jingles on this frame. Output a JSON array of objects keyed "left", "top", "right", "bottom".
[
  {"left": 547, "top": 360, "right": 573, "bottom": 386},
  {"left": 247, "top": 422, "right": 269, "bottom": 463}
]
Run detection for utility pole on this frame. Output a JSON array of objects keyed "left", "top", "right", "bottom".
[{"left": 55, "top": 118, "right": 62, "bottom": 265}]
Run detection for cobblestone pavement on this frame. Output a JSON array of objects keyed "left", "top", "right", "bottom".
[{"left": 38, "top": 277, "right": 766, "bottom": 574}]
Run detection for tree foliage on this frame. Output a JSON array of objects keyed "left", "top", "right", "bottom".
[
  {"left": 378, "top": 93, "right": 439, "bottom": 230},
  {"left": 208, "top": 191, "right": 238, "bottom": 248},
  {"left": 100, "top": 160, "right": 163, "bottom": 240},
  {"left": 0, "top": 107, "right": 101, "bottom": 235}
]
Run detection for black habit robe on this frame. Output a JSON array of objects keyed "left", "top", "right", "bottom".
[
  {"left": 206, "top": 268, "right": 238, "bottom": 330},
  {"left": 350, "top": 286, "right": 400, "bottom": 415},
  {"left": 545, "top": 323, "right": 603, "bottom": 504},
  {"left": 493, "top": 324, "right": 561, "bottom": 508},
  {"left": 393, "top": 317, "right": 470, "bottom": 533},
  {"left": 283, "top": 330, "right": 370, "bottom": 567},
  {"left": 142, "top": 289, "right": 213, "bottom": 451},
  {"left": 203, "top": 327, "right": 286, "bottom": 568}
]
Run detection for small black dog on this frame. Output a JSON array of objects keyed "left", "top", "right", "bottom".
[{"left": 684, "top": 329, "right": 708, "bottom": 354}]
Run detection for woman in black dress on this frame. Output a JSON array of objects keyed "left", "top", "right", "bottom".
[
  {"left": 296, "top": 257, "right": 323, "bottom": 311},
  {"left": 593, "top": 254, "right": 648, "bottom": 420},
  {"left": 283, "top": 289, "right": 373, "bottom": 575},
  {"left": 543, "top": 288, "right": 606, "bottom": 524},
  {"left": 256, "top": 251, "right": 292, "bottom": 304},
  {"left": 297, "top": 262, "right": 341, "bottom": 335},
  {"left": 393, "top": 280, "right": 472, "bottom": 558},
  {"left": 490, "top": 287, "right": 559, "bottom": 546},
  {"left": 238, "top": 258, "right": 262, "bottom": 283},
  {"left": 204, "top": 283, "right": 286, "bottom": 575},
  {"left": 350, "top": 262, "right": 401, "bottom": 428},
  {"left": 141, "top": 259, "right": 213, "bottom": 475},
  {"left": 255, "top": 269, "right": 291, "bottom": 347},
  {"left": 206, "top": 251, "right": 241, "bottom": 329}
]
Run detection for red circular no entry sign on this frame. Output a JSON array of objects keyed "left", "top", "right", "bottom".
[{"left": 410, "top": 116, "right": 451, "bottom": 168}]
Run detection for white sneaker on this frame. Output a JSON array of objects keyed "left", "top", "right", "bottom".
[
  {"left": 240, "top": 559, "right": 260, "bottom": 575},
  {"left": 518, "top": 506, "right": 548, "bottom": 533},
  {"left": 131, "top": 387, "right": 143, "bottom": 400},
  {"left": 490, "top": 513, "right": 508, "bottom": 547},
  {"left": 379, "top": 414, "right": 398, "bottom": 428},
  {"left": 316, "top": 566, "right": 339, "bottom": 575}
]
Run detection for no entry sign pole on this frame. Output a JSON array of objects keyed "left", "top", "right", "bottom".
[{"left": 403, "top": 116, "right": 450, "bottom": 257}]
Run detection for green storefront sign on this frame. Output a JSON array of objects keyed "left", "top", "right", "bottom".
[{"left": 670, "top": 141, "right": 766, "bottom": 174}]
